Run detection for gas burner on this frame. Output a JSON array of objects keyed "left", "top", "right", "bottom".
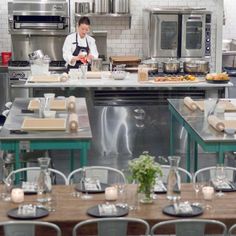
[{"left": 8, "top": 60, "right": 30, "bottom": 67}]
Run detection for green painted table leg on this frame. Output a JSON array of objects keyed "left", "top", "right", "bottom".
[
  {"left": 218, "top": 145, "right": 224, "bottom": 164},
  {"left": 194, "top": 141, "right": 198, "bottom": 172},
  {"left": 170, "top": 112, "right": 174, "bottom": 156},
  {"left": 70, "top": 150, "right": 75, "bottom": 172},
  {"left": 186, "top": 133, "right": 191, "bottom": 173},
  {"left": 80, "top": 148, "right": 88, "bottom": 168}
]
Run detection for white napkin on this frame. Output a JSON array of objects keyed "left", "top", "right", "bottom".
[
  {"left": 84, "top": 182, "right": 98, "bottom": 191},
  {"left": 154, "top": 180, "right": 167, "bottom": 192},
  {"left": 176, "top": 202, "right": 193, "bottom": 214},
  {"left": 98, "top": 204, "right": 117, "bottom": 216},
  {"left": 212, "top": 180, "right": 231, "bottom": 189},
  {"left": 22, "top": 182, "right": 37, "bottom": 192}
]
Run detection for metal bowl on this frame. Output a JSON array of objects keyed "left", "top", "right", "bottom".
[
  {"left": 183, "top": 60, "right": 209, "bottom": 74},
  {"left": 162, "top": 60, "right": 180, "bottom": 74},
  {"left": 141, "top": 59, "right": 158, "bottom": 73}
]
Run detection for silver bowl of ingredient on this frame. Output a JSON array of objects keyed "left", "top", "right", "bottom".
[
  {"left": 183, "top": 60, "right": 209, "bottom": 74},
  {"left": 162, "top": 59, "right": 180, "bottom": 74}
]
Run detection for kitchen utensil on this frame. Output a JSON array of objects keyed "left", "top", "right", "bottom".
[
  {"left": 28, "top": 50, "right": 44, "bottom": 60},
  {"left": 91, "top": 58, "right": 103, "bottom": 71},
  {"left": 94, "top": 0, "right": 110, "bottom": 13},
  {"left": 183, "top": 60, "right": 209, "bottom": 74},
  {"left": 141, "top": 59, "right": 158, "bottom": 73},
  {"left": 162, "top": 59, "right": 180, "bottom": 74},
  {"left": 75, "top": 2, "right": 90, "bottom": 14},
  {"left": 112, "top": 0, "right": 129, "bottom": 14}
]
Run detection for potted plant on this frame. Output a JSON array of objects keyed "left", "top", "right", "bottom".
[{"left": 128, "top": 151, "right": 162, "bottom": 203}]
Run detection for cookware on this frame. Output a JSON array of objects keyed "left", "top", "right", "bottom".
[
  {"left": 141, "top": 59, "right": 158, "bottom": 73},
  {"left": 183, "top": 60, "right": 209, "bottom": 74},
  {"left": 94, "top": 0, "right": 110, "bottom": 14},
  {"left": 162, "top": 59, "right": 180, "bottom": 74},
  {"left": 91, "top": 58, "right": 103, "bottom": 71},
  {"left": 75, "top": 2, "right": 90, "bottom": 14},
  {"left": 112, "top": 0, "right": 129, "bottom": 14},
  {"left": 28, "top": 50, "right": 44, "bottom": 60}
]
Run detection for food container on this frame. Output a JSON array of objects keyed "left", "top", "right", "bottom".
[
  {"left": 94, "top": 0, "right": 110, "bottom": 13},
  {"left": 112, "top": 0, "right": 129, "bottom": 14},
  {"left": 162, "top": 59, "right": 180, "bottom": 74},
  {"left": 91, "top": 58, "right": 103, "bottom": 71},
  {"left": 112, "top": 70, "right": 127, "bottom": 80},
  {"left": 75, "top": 2, "right": 90, "bottom": 14},
  {"left": 1, "top": 52, "right": 12, "bottom": 65},
  {"left": 141, "top": 59, "right": 158, "bottom": 73},
  {"left": 183, "top": 60, "right": 209, "bottom": 74},
  {"left": 138, "top": 64, "right": 149, "bottom": 82}
]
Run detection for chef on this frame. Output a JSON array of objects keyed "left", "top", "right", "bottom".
[{"left": 63, "top": 16, "right": 99, "bottom": 72}]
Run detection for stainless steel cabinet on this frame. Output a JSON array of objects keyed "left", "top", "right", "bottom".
[{"left": 0, "top": 69, "right": 9, "bottom": 113}]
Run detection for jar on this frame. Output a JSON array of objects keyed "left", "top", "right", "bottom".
[
  {"left": 138, "top": 65, "right": 148, "bottom": 82},
  {"left": 166, "top": 156, "right": 181, "bottom": 200}
]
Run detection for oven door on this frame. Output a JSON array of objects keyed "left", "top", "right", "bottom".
[
  {"left": 181, "top": 14, "right": 206, "bottom": 58},
  {"left": 150, "top": 14, "right": 178, "bottom": 58}
]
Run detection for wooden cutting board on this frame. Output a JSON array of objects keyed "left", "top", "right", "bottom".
[
  {"left": 223, "top": 120, "right": 236, "bottom": 129},
  {"left": 29, "top": 75, "right": 61, "bottom": 83},
  {"left": 86, "top": 71, "right": 111, "bottom": 78},
  {"left": 195, "top": 100, "right": 236, "bottom": 112},
  {"left": 110, "top": 56, "right": 141, "bottom": 63},
  {"left": 141, "top": 79, "right": 200, "bottom": 84},
  {"left": 21, "top": 118, "right": 66, "bottom": 131},
  {"left": 28, "top": 99, "right": 67, "bottom": 111}
]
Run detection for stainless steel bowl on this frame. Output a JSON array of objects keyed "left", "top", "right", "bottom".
[
  {"left": 141, "top": 59, "right": 158, "bottom": 72},
  {"left": 183, "top": 60, "right": 209, "bottom": 74},
  {"left": 162, "top": 60, "right": 180, "bottom": 74}
]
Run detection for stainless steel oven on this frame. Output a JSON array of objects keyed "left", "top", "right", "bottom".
[{"left": 143, "top": 7, "right": 211, "bottom": 59}]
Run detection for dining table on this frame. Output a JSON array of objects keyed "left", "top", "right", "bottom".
[
  {"left": 0, "top": 98, "right": 92, "bottom": 183},
  {"left": 168, "top": 98, "right": 236, "bottom": 172},
  {"left": 0, "top": 184, "right": 235, "bottom": 235}
]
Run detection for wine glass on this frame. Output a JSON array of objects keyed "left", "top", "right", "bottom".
[
  {"left": 215, "top": 165, "right": 227, "bottom": 197},
  {"left": 80, "top": 168, "right": 93, "bottom": 200},
  {"left": 2, "top": 175, "right": 13, "bottom": 201}
]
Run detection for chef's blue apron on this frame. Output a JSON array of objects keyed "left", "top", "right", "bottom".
[{"left": 67, "top": 33, "right": 90, "bottom": 72}]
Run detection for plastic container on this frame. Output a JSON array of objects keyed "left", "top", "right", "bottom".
[{"left": 1, "top": 52, "right": 12, "bottom": 65}]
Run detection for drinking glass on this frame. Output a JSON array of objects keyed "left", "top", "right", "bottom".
[
  {"left": 2, "top": 176, "right": 13, "bottom": 201},
  {"left": 80, "top": 168, "right": 93, "bottom": 200},
  {"left": 215, "top": 165, "right": 227, "bottom": 197},
  {"left": 80, "top": 64, "right": 88, "bottom": 79}
]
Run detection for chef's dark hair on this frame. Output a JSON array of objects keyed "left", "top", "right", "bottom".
[{"left": 78, "top": 17, "right": 90, "bottom": 26}]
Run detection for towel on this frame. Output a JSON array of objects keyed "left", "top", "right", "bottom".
[
  {"left": 98, "top": 204, "right": 117, "bottom": 216},
  {"left": 175, "top": 202, "right": 193, "bottom": 215},
  {"left": 154, "top": 180, "right": 167, "bottom": 192},
  {"left": 207, "top": 115, "right": 225, "bottom": 132},
  {"left": 67, "top": 96, "right": 76, "bottom": 112},
  {"left": 68, "top": 113, "right": 79, "bottom": 132},
  {"left": 183, "top": 97, "right": 198, "bottom": 111}
]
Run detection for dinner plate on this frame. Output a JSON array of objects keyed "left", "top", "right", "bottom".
[
  {"left": 206, "top": 79, "right": 230, "bottom": 84},
  {"left": 162, "top": 204, "right": 203, "bottom": 217},
  {"left": 75, "top": 183, "right": 109, "bottom": 193},
  {"left": 213, "top": 182, "right": 236, "bottom": 192},
  {"left": 87, "top": 205, "right": 129, "bottom": 218},
  {"left": 7, "top": 207, "right": 49, "bottom": 220}
]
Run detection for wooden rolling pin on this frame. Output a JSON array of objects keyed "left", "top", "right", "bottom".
[
  {"left": 67, "top": 96, "right": 76, "bottom": 112},
  {"left": 207, "top": 115, "right": 225, "bottom": 132},
  {"left": 183, "top": 97, "right": 198, "bottom": 111},
  {"left": 69, "top": 113, "right": 79, "bottom": 132}
]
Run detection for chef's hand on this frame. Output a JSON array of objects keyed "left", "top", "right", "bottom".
[
  {"left": 87, "top": 54, "right": 94, "bottom": 62},
  {"left": 71, "top": 55, "right": 87, "bottom": 64}
]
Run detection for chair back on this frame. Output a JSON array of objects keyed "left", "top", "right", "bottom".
[
  {"left": 0, "top": 221, "right": 61, "bottom": 236},
  {"left": 72, "top": 217, "right": 149, "bottom": 236},
  {"left": 228, "top": 223, "right": 236, "bottom": 236},
  {"left": 150, "top": 219, "right": 227, "bottom": 236},
  {"left": 67, "top": 166, "right": 126, "bottom": 185},
  {"left": 6, "top": 167, "right": 68, "bottom": 185},
  {"left": 193, "top": 166, "right": 236, "bottom": 183},
  {"left": 161, "top": 165, "right": 192, "bottom": 183}
]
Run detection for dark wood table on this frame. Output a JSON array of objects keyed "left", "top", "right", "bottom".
[{"left": 0, "top": 184, "right": 236, "bottom": 235}]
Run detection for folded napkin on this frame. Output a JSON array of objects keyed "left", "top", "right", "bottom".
[
  {"left": 154, "top": 180, "right": 167, "bottom": 192},
  {"left": 207, "top": 115, "right": 225, "bottom": 132},
  {"left": 68, "top": 113, "right": 79, "bottom": 132},
  {"left": 17, "top": 204, "right": 37, "bottom": 216},
  {"left": 84, "top": 182, "right": 99, "bottom": 191},
  {"left": 212, "top": 180, "right": 232, "bottom": 189},
  {"left": 67, "top": 96, "right": 76, "bottom": 112},
  {"left": 98, "top": 204, "right": 117, "bottom": 216},
  {"left": 175, "top": 202, "right": 193, "bottom": 215},
  {"left": 184, "top": 97, "right": 198, "bottom": 111},
  {"left": 22, "top": 182, "right": 37, "bottom": 192}
]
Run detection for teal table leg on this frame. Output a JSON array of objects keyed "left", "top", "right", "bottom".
[
  {"left": 194, "top": 141, "right": 198, "bottom": 172},
  {"left": 186, "top": 133, "right": 191, "bottom": 173},
  {"left": 170, "top": 112, "right": 174, "bottom": 156},
  {"left": 80, "top": 148, "right": 88, "bottom": 168},
  {"left": 70, "top": 150, "right": 75, "bottom": 172},
  {"left": 218, "top": 145, "right": 224, "bottom": 164}
]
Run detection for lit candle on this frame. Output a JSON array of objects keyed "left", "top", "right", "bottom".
[
  {"left": 202, "top": 186, "right": 214, "bottom": 200},
  {"left": 11, "top": 188, "right": 24, "bottom": 203},
  {"left": 105, "top": 187, "right": 118, "bottom": 201}
]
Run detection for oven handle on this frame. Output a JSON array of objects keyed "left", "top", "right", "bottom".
[{"left": 15, "top": 23, "right": 65, "bottom": 30}]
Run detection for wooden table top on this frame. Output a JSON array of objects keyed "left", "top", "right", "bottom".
[{"left": 1, "top": 184, "right": 236, "bottom": 235}]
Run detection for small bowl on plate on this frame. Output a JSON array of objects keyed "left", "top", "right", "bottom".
[{"left": 224, "top": 128, "right": 236, "bottom": 135}]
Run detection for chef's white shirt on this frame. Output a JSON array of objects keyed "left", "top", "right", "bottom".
[{"left": 63, "top": 32, "right": 99, "bottom": 66}]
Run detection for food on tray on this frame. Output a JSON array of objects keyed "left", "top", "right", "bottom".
[
  {"left": 206, "top": 72, "right": 229, "bottom": 81},
  {"left": 154, "top": 75, "right": 197, "bottom": 82}
]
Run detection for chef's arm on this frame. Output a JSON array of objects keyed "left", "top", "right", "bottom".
[
  {"left": 62, "top": 37, "right": 78, "bottom": 66},
  {"left": 88, "top": 39, "right": 99, "bottom": 60}
]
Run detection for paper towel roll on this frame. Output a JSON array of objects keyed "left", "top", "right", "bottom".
[
  {"left": 184, "top": 97, "right": 198, "bottom": 111},
  {"left": 207, "top": 115, "right": 225, "bottom": 132},
  {"left": 69, "top": 113, "right": 79, "bottom": 132},
  {"left": 67, "top": 96, "right": 76, "bottom": 112},
  {"left": 60, "top": 73, "right": 69, "bottom": 82}
]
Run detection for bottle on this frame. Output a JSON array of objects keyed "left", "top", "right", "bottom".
[
  {"left": 167, "top": 156, "right": 181, "bottom": 200},
  {"left": 37, "top": 157, "right": 52, "bottom": 203}
]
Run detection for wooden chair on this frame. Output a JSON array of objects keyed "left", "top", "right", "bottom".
[
  {"left": 67, "top": 166, "right": 126, "bottom": 185},
  {"left": 72, "top": 217, "right": 150, "bottom": 236},
  {"left": 0, "top": 221, "right": 61, "bottom": 236},
  {"left": 150, "top": 219, "right": 227, "bottom": 236}
]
